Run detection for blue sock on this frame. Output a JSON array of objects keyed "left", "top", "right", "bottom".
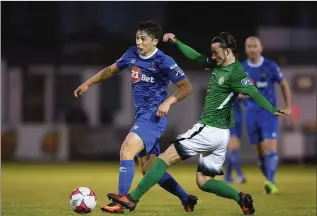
[
  {"left": 229, "top": 150, "right": 245, "bottom": 179},
  {"left": 118, "top": 160, "right": 135, "bottom": 194},
  {"left": 224, "top": 151, "right": 233, "bottom": 181},
  {"left": 158, "top": 172, "right": 188, "bottom": 202},
  {"left": 257, "top": 155, "right": 266, "bottom": 177},
  {"left": 264, "top": 151, "right": 278, "bottom": 184}
]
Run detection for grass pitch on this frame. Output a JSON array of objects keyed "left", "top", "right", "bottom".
[{"left": 2, "top": 162, "right": 316, "bottom": 216}]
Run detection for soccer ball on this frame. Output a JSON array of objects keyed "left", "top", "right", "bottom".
[{"left": 69, "top": 187, "right": 97, "bottom": 214}]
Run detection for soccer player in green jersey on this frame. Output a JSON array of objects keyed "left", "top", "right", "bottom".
[{"left": 106, "top": 32, "right": 290, "bottom": 215}]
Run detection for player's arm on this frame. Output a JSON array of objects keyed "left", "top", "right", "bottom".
[
  {"left": 163, "top": 33, "right": 211, "bottom": 68},
  {"left": 86, "top": 64, "right": 120, "bottom": 86},
  {"left": 230, "top": 70, "right": 286, "bottom": 116},
  {"left": 166, "top": 78, "right": 193, "bottom": 105},
  {"left": 74, "top": 64, "right": 120, "bottom": 97},
  {"left": 238, "top": 94, "right": 249, "bottom": 99},
  {"left": 74, "top": 50, "right": 130, "bottom": 97},
  {"left": 156, "top": 57, "right": 193, "bottom": 117},
  {"left": 280, "top": 80, "right": 292, "bottom": 110},
  {"left": 272, "top": 63, "right": 292, "bottom": 113},
  {"left": 157, "top": 78, "right": 192, "bottom": 117}
]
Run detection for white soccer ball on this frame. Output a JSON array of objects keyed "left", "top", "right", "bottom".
[{"left": 69, "top": 187, "right": 97, "bottom": 214}]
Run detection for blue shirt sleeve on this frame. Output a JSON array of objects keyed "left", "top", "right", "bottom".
[
  {"left": 271, "top": 62, "right": 284, "bottom": 83},
  {"left": 162, "top": 55, "right": 187, "bottom": 84},
  {"left": 115, "top": 48, "right": 132, "bottom": 71}
]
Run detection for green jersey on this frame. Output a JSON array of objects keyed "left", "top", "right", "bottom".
[
  {"left": 199, "top": 59, "right": 255, "bottom": 128},
  {"left": 174, "top": 39, "right": 278, "bottom": 129}
]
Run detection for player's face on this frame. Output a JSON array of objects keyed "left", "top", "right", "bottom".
[
  {"left": 245, "top": 39, "right": 262, "bottom": 60},
  {"left": 136, "top": 30, "right": 158, "bottom": 56},
  {"left": 211, "top": 42, "right": 228, "bottom": 66}
]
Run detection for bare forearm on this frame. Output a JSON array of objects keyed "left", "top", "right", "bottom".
[
  {"left": 166, "top": 85, "right": 193, "bottom": 105},
  {"left": 86, "top": 64, "right": 118, "bottom": 86},
  {"left": 281, "top": 82, "right": 292, "bottom": 108}
]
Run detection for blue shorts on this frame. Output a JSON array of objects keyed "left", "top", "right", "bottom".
[
  {"left": 229, "top": 121, "right": 242, "bottom": 139},
  {"left": 245, "top": 110, "right": 279, "bottom": 144},
  {"left": 130, "top": 112, "right": 167, "bottom": 158}
]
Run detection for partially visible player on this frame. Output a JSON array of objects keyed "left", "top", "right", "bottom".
[
  {"left": 74, "top": 20, "right": 198, "bottom": 213},
  {"left": 242, "top": 36, "right": 292, "bottom": 194},
  {"left": 106, "top": 32, "right": 290, "bottom": 215},
  {"left": 225, "top": 98, "right": 246, "bottom": 183}
]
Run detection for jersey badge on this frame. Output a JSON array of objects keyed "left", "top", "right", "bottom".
[
  {"left": 218, "top": 76, "right": 225, "bottom": 85},
  {"left": 241, "top": 77, "right": 252, "bottom": 86},
  {"left": 148, "top": 61, "right": 157, "bottom": 72}
]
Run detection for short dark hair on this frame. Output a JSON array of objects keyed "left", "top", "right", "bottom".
[
  {"left": 212, "top": 32, "right": 237, "bottom": 56},
  {"left": 137, "top": 20, "right": 161, "bottom": 40}
]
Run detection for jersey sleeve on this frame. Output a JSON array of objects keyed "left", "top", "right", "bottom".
[
  {"left": 163, "top": 56, "right": 187, "bottom": 84},
  {"left": 115, "top": 48, "right": 132, "bottom": 71},
  {"left": 230, "top": 66, "right": 277, "bottom": 114},
  {"left": 271, "top": 62, "right": 284, "bottom": 83},
  {"left": 175, "top": 39, "right": 214, "bottom": 70}
]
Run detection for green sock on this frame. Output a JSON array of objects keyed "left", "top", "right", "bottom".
[
  {"left": 201, "top": 179, "right": 240, "bottom": 203},
  {"left": 130, "top": 158, "right": 168, "bottom": 201}
]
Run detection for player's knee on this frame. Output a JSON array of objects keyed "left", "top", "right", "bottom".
[
  {"left": 158, "top": 151, "right": 173, "bottom": 166},
  {"left": 158, "top": 144, "right": 181, "bottom": 166},
  {"left": 120, "top": 133, "right": 144, "bottom": 160},
  {"left": 196, "top": 172, "right": 212, "bottom": 190},
  {"left": 262, "top": 139, "right": 277, "bottom": 153},
  {"left": 120, "top": 141, "right": 136, "bottom": 160},
  {"left": 228, "top": 137, "right": 240, "bottom": 150}
]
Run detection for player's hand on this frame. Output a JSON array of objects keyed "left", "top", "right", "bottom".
[
  {"left": 274, "top": 108, "right": 291, "bottom": 116},
  {"left": 163, "top": 33, "right": 176, "bottom": 44},
  {"left": 74, "top": 83, "right": 89, "bottom": 98},
  {"left": 156, "top": 101, "right": 171, "bottom": 117},
  {"left": 283, "top": 107, "right": 292, "bottom": 115},
  {"left": 238, "top": 94, "right": 249, "bottom": 99}
]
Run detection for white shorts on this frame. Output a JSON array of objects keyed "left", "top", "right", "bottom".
[{"left": 173, "top": 122, "right": 230, "bottom": 177}]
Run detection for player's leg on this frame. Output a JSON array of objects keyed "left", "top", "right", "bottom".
[
  {"left": 225, "top": 125, "right": 246, "bottom": 183},
  {"left": 101, "top": 117, "right": 163, "bottom": 213},
  {"left": 107, "top": 144, "right": 185, "bottom": 211},
  {"left": 245, "top": 112, "right": 266, "bottom": 176},
  {"left": 106, "top": 123, "right": 207, "bottom": 211},
  {"left": 100, "top": 132, "right": 144, "bottom": 213},
  {"left": 260, "top": 115, "right": 279, "bottom": 194},
  {"left": 118, "top": 133, "right": 144, "bottom": 194},
  {"left": 138, "top": 153, "right": 196, "bottom": 211},
  {"left": 254, "top": 142, "right": 266, "bottom": 177},
  {"left": 224, "top": 129, "right": 235, "bottom": 183},
  {"left": 196, "top": 149, "right": 255, "bottom": 215}
]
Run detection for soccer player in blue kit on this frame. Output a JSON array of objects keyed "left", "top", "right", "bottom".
[
  {"left": 242, "top": 37, "right": 292, "bottom": 194},
  {"left": 74, "top": 20, "right": 198, "bottom": 213},
  {"left": 224, "top": 98, "right": 246, "bottom": 184}
]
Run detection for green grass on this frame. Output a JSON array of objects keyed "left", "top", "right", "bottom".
[{"left": 2, "top": 163, "right": 316, "bottom": 216}]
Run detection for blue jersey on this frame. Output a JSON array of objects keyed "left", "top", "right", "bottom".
[
  {"left": 116, "top": 46, "right": 186, "bottom": 119},
  {"left": 242, "top": 57, "right": 284, "bottom": 143},
  {"left": 241, "top": 57, "right": 284, "bottom": 112},
  {"left": 230, "top": 98, "right": 243, "bottom": 138},
  {"left": 233, "top": 98, "right": 242, "bottom": 123}
]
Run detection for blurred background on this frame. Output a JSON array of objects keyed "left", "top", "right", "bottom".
[{"left": 1, "top": 1, "right": 317, "bottom": 164}]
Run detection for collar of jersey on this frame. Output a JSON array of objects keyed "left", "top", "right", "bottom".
[
  {"left": 218, "top": 61, "right": 238, "bottom": 71},
  {"left": 247, "top": 56, "right": 264, "bottom": 68},
  {"left": 138, "top": 48, "right": 158, "bottom": 59}
]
